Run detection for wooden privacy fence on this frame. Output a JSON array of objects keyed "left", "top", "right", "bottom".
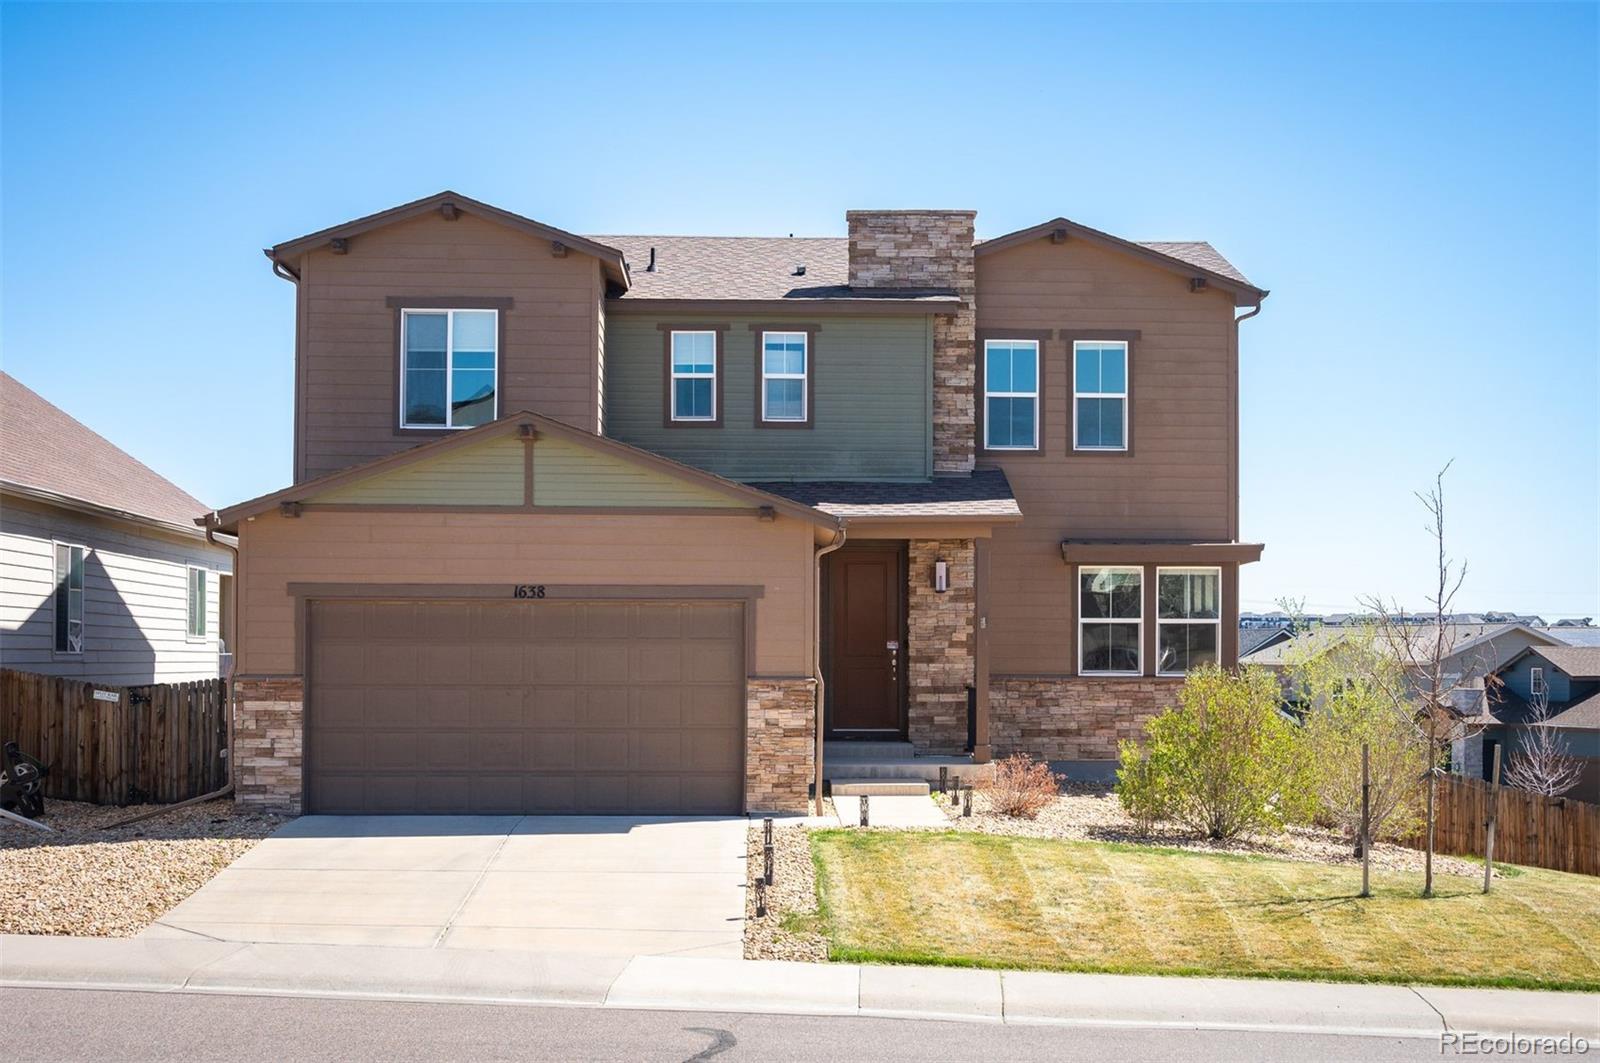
[
  {"left": 1402, "top": 775, "right": 1600, "bottom": 877},
  {"left": 0, "top": 669, "right": 228, "bottom": 806}
]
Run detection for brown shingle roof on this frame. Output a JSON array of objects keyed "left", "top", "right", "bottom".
[
  {"left": 590, "top": 234, "right": 1251, "bottom": 303},
  {"left": 1532, "top": 646, "right": 1600, "bottom": 680},
  {"left": 746, "top": 470, "right": 1020, "bottom": 520},
  {"left": 0, "top": 372, "right": 209, "bottom": 532}
]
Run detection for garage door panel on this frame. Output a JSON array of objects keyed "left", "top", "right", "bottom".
[
  {"left": 579, "top": 732, "right": 630, "bottom": 771},
  {"left": 526, "top": 732, "right": 576, "bottom": 770},
  {"left": 633, "top": 687, "right": 685, "bottom": 728},
  {"left": 686, "top": 644, "right": 741, "bottom": 683},
  {"left": 527, "top": 644, "right": 579, "bottom": 684},
  {"left": 527, "top": 688, "right": 578, "bottom": 728},
  {"left": 581, "top": 687, "right": 630, "bottom": 727},
  {"left": 308, "top": 599, "right": 744, "bottom": 814},
  {"left": 470, "top": 644, "right": 524, "bottom": 685}
]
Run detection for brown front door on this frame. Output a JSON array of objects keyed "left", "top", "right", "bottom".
[{"left": 825, "top": 541, "right": 906, "bottom": 735}]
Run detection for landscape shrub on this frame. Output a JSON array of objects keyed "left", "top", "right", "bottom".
[
  {"left": 1287, "top": 629, "right": 1428, "bottom": 847},
  {"left": 1115, "top": 664, "right": 1316, "bottom": 839},
  {"left": 981, "top": 754, "right": 1063, "bottom": 819}
]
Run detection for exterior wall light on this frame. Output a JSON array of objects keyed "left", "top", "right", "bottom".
[{"left": 934, "top": 559, "right": 949, "bottom": 593}]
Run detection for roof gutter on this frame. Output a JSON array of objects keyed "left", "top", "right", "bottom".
[
  {"left": 264, "top": 249, "right": 301, "bottom": 283},
  {"left": 1235, "top": 298, "right": 1265, "bottom": 324},
  {"left": 812, "top": 523, "right": 849, "bottom": 816}
]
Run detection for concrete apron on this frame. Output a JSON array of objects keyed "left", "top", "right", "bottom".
[
  {"left": 3, "top": 937, "right": 1596, "bottom": 1041},
  {"left": 145, "top": 815, "right": 748, "bottom": 958}
]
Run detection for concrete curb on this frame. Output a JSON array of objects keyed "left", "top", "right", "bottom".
[{"left": 3, "top": 935, "right": 1596, "bottom": 1040}]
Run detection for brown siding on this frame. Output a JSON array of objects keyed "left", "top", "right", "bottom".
[
  {"left": 293, "top": 213, "right": 606, "bottom": 482},
  {"left": 976, "top": 236, "right": 1240, "bottom": 675},
  {"left": 236, "top": 509, "right": 815, "bottom": 678}
]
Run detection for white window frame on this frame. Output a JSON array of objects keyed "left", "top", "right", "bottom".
[
  {"left": 1077, "top": 565, "right": 1143, "bottom": 677},
  {"left": 52, "top": 540, "right": 86, "bottom": 656},
  {"left": 1531, "top": 666, "right": 1546, "bottom": 697},
  {"left": 398, "top": 308, "right": 500, "bottom": 430},
  {"left": 760, "top": 331, "right": 808, "bottom": 423},
  {"left": 1156, "top": 566, "right": 1222, "bottom": 677},
  {"left": 670, "top": 330, "right": 718, "bottom": 422},
  {"left": 983, "top": 338, "right": 1040, "bottom": 451},
  {"left": 1072, "top": 339, "right": 1130, "bottom": 452},
  {"left": 186, "top": 565, "right": 208, "bottom": 642}
]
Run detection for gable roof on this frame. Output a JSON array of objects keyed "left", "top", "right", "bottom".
[
  {"left": 267, "top": 191, "right": 630, "bottom": 288},
  {"left": 976, "top": 217, "right": 1267, "bottom": 307},
  {"left": 1249, "top": 622, "right": 1557, "bottom": 670},
  {"left": 0, "top": 372, "right": 209, "bottom": 536},
  {"left": 747, "top": 470, "right": 1022, "bottom": 521},
  {"left": 1240, "top": 626, "right": 1294, "bottom": 658},
  {"left": 1524, "top": 646, "right": 1600, "bottom": 680},
  {"left": 209, "top": 410, "right": 840, "bottom": 532}
]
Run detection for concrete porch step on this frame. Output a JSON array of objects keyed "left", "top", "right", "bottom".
[
  {"left": 824, "top": 741, "right": 916, "bottom": 762},
  {"left": 829, "top": 779, "right": 931, "bottom": 797},
  {"left": 824, "top": 756, "right": 994, "bottom": 785}
]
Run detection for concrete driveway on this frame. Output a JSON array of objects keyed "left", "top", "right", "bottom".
[{"left": 146, "top": 815, "right": 748, "bottom": 958}]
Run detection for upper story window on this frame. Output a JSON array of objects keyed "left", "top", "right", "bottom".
[
  {"left": 401, "top": 309, "right": 498, "bottom": 429},
  {"left": 1157, "top": 567, "right": 1220, "bottom": 676},
  {"left": 187, "top": 566, "right": 208, "bottom": 640},
  {"left": 984, "top": 339, "right": 1039, "bottom": 450},
  {"left": 1079, "top": 566, "right": 1142, "bottom": 675},
  {"left": 761, "top": 332, "right": 808, "bottom": 423},
  {"left": 1073, "top": 340, "right": 1128, "bottom": 451},
  {"left": 670, "top": 330, "right": 718, "bottom": 421},
  {"left": 1531, "top": 666, "right": 1546, "bottom": 697},
  {"left": 53, "top": 542, "right": 85, "bottom": 654}
]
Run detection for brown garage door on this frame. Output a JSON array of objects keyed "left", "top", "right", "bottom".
[{"left": 306, "top": 599, "right": 745, "bottom": 814}]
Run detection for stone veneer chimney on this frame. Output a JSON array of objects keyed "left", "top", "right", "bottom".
[{"left": 846, "top": 210, "right": 977, "bottom": 474}]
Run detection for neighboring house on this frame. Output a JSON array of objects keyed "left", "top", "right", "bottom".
[
  {"left": 0, "top": 373, "right": 232, "bottom": 684},
  {"left": 1240, "top": 625, "right": 1294, "bottom": 659},
  {"left": 1546, "top": 625, "right": 1600, "bottom": 648},
  {"left": 1471, "top": 647, "right": 1600, "bottom": 802},
  {"left": 212, "top": 191, "right": 1268, "bottom": 816}
]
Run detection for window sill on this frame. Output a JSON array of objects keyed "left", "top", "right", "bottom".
[{"left": 1078, "top": 671, "right": 1144, "bottom": 679}]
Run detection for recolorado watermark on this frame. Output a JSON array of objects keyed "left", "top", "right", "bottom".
[{"left": 1441, "top": 1031, "right": 1590, "bottom": 1056}]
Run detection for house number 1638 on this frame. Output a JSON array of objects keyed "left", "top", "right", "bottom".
[{"left": 512, "top": 584, "right": 547, "bottom": 599}]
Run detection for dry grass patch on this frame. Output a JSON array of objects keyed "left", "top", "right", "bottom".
[{"left": 809, "top": 830, "right": 1600, "bottom": 990}]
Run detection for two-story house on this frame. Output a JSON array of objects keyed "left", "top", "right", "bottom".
[{"left": 210, "top": 191, "right": 1266, "bottom": 816}]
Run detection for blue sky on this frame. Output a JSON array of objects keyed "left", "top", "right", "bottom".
[{"left": 3, "top": 3, "right": 1596, "bottom": 618}]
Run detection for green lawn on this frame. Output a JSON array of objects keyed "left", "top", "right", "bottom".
[{"left": 805, "top": 830, "right": 1600, "bottom": 990}]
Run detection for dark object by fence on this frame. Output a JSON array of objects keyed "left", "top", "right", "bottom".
[
  {"left": 1401, "top": 774, "right": 1599, "bottom": 877},
  {"left": 1, "top": 741, "right": 49, "bottom": 819},
  {"left": 0, "top": 669, "right": 227, "bottom": 806}
]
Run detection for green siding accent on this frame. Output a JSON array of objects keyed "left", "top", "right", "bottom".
[
  {"left": 312, "top": 435, "right": 525, "bottom": 505},
  {"left": 532, "top": 435, "right": 746, "bottom": 508},
  {"left": 604, "top": 315, "right": 933, "bottom": 480}
]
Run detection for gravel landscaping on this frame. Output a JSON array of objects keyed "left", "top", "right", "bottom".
[
  {"left": 0, "top": 799, "right": 286, "bottom": 937},
  {"left": 744, "top": 808, "right": 828, "bottom": 963}
]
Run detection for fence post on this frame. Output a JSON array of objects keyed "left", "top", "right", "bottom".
[
  {"left": 1360, "top": 742, "right": 1371, "bottom": 899},
  {"left": 1483, "top": 744, "right": 1502, "bottom": 893}
]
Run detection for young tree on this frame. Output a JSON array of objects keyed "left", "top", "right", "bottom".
[
  {"left": 1286, "top": 627, "right": 1429, "bottom": 851},
  {"left": 1502, "top": 686, "right": 1584, "bottom": 798},
  {"left": 1116, "top": 664, "right": 1316, "bottom": 840},
  {"left": 1361, "top": 462, "right": 1486, "bottom": 898}
]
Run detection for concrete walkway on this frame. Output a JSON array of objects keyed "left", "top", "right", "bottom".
[
  {"left": 831, "top": 793, "right": 951, "bottom": 828},
  {"left": 146, "top": 815, "right": 747, "bottom": 958},
  {"left": 3, "top": 936, "right": 1595, "bottom": 1040}
]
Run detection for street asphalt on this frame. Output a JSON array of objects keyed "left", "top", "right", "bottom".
[{"left": 6, "top": 986, "right": 1454, "bottom": 1062}]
